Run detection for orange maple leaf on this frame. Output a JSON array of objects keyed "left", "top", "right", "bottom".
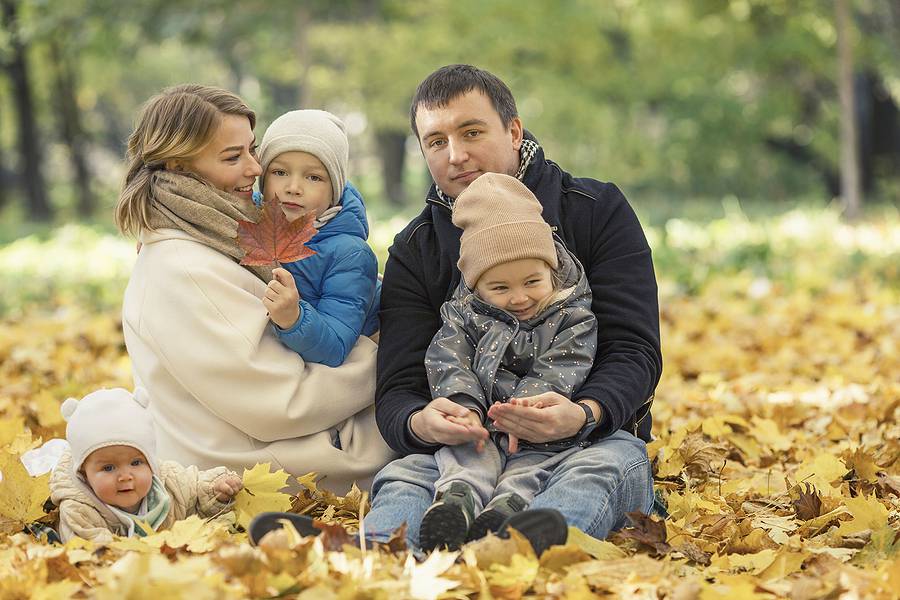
[{"left": 236, "top": 197, "right": 317, "bottom": 266}]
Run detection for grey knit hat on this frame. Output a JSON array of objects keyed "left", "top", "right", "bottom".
[
  {"left": 453, "top": 173, "right": 557, "bottom": 288},
  {"left": 258, "top": 109, "right": 348, "bottom": 206},
  {"left": 61, "top": 387, "right": 159, "bottom": 475}
]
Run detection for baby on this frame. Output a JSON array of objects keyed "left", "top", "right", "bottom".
[
  {"left": 418, "top": 173, "right": 599, "bottom": 551},
  {"left": 256, "top": 110, "right": 380, "bottom": 367},
  {"left": 49, "top": 388, "right": 242, "bottom": 543}
]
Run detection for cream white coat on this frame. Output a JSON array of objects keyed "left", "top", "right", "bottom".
[{"left": 123, "top": 228, "right": 396, "bottom": 494}]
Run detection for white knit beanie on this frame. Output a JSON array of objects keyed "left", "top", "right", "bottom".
[
  {"left": 258, "top": 109, "right": 348, "bottom": 206},
  {"left": 61, "top": 388, "right": 159, "bottom": 475}
]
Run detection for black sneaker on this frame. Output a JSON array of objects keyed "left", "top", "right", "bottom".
[
  {"left": 466, "top": 492, "right": 528, "bottom": 542},
  {"left": 418, "top": 481, "right": 478, "bottom": 551},
  {"left": 497, "top": 508, "right": 568, "bottom": 556},
  {"left": 249, "top": 511, "right": 320, "bottom": 545}
]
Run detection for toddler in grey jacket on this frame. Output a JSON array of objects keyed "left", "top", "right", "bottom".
[{"left": 419, "top": 173, "right": 597, "bottom": 551}]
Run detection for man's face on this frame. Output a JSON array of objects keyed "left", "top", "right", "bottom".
[{"left": 414, "top": 90, "right": 523, "bottom": 199}]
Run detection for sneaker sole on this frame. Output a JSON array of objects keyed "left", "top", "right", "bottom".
[
  {"left": 249, "top": 511, "right": 320, "bottom": 546},
  {"left": 419, "top": 503, "right": 470, "bottom": 551},
  {"left": 467, "top": 507, "right": 508, "bottom": 541},
  {"left": 498, "top": 509, "right": 568, "bottom": 556}
]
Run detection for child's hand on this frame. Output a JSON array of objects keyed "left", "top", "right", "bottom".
[
  {"left": 215, "top": 474, "right": 243, "bottom": 502},
  {"left": 263, "top": 268, "right": 301, "bottom": 329},
  {"left": 445, "top": 410, "right": 487, "bottom": 452},
  {"left": 505, "top": 398, "right": 544, "bottom": 454}
]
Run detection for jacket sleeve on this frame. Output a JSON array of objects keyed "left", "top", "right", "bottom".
[
  {"left": 574, "top": 183, "right": 662, "bottom": 439},
  {"left": 375, "top": 226, "right": 445, "bottom": 454},
  {"left": 275, "top": 247, "right": 378, "bottom": 367},
  {"left": 161, "top": 461, "right": 236, "bottom": 519},
  {"left": 425, "top": 301, "right": 488, "bottom": 418},
  {"left": 126, "top": 239, "right": 378, "bottom": 442},
  {"left": 57, "top": 502, "right": 115, "bottom": 544},
  {"left": 512, "top": 307, "right": 597, "bottom": 400}
]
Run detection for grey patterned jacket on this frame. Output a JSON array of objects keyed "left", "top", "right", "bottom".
[{"left": 425, "top": 242, "right": 597, "bottom": 423}]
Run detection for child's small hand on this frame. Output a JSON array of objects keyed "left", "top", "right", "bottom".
[
  {"left": 263, "top": 268, "right": 301, "bottom": 329},
  {"left": 446, "top": 410, "right": 486, "bottom": 452},
  {"left": 215, "top": 474, "right": 243, "bottom": 502}
]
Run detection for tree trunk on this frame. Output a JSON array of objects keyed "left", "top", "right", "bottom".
[
  {"left": 1, "top": 0, "right": 50, "bottom": 221},
  {"left": 49, "top": 37, "right": 93, "bottom": 218},
  {"left": 836, "top": 0, "right": 862, "bottom": 220},
  {"left": 375, "top": 129, "right": 407, "bottom": 207},
  {"left": 295, "top": 6, "right": 311, "bottom": 107}
]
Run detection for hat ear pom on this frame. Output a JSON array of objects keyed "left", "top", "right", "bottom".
[{"left": 60, "top": 398, "right": 79, "bottom": 421}]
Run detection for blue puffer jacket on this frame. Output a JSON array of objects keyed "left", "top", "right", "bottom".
[{"left": 269, "top": 182, "right": 381, "bottom": 367}]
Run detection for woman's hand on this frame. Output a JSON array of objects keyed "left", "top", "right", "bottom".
[
  {"left": 215, "top": 473, "right": 243, "bottom": 502},
  {"left": 410, "top": 397, "right": 489, "bottom": 448},
  {"left": 488, "top": 392, "right": 592, "bottom": 445},
  {"left": 263, "top": 268, "right": 301, "bottom": 329}
]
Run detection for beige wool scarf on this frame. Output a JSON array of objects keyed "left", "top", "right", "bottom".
[{"left": 147, "top": 171, "right": 274, "bottom": 282}]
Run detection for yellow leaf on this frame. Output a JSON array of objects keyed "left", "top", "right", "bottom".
[
  {"left": 142, "top": 515, "right": 230, "bottom": 553},
  {"left": 565, "top": 526, "right": 628, "bottom": 560},
  {"left": 716, "top": 549, "right": 776, "bottom": 573},
  {"left": 0, "top": 450, "right": 50, "bottom": 524},
  {"left": 486, "top": 552, "right": 539, "bottom": 591},
  {"left": 749, "top": 417, "right": 791, "bottom": 451},
  {"left": 756, "top": 548, "right": 809, "bottom": 581},
  {"left": 408, "top": 550, "right": 460, "bottom": 600},
  {"left": 794, "top": 453, "right": 847, "bottom": 483},
  {"left": 700, "top": 574, "right": 770, "bottom": 599},
  {"left": 843, "top": 448, "right": 880, "bottom": 482},
  {"left": 836, "top": 494, "right": 889, "bottom": 536},
  {"left": 233, "top": 462, "right": 292, "bottom": 529},
  {"left": 0, "top": 418, "right": 26, "bottom": 448}
]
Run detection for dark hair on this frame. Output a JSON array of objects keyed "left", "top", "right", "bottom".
[{"left": 409, "top": 64, "right": 518, "bottom": 138}]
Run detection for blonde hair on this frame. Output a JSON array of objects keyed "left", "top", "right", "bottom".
[
  {"left": 533, "top": 264, "right": 573, "bottom": 316},
  {"left": 115, "top": 84, "right": 256, "bottom": 236}
]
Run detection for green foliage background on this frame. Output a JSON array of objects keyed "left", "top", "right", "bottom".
[{"left": 1, "top": 0, "right": 898, "bottom": 229}]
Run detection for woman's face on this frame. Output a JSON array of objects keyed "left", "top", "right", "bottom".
[{"left": 184, "top": 114, "right": 262, "bottom": 203}]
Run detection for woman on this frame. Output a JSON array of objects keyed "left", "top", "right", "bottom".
[{"left": 116, "top": 84, "right": 395, "bottom": 494}]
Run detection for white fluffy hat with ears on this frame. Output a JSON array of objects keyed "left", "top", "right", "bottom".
[{"left": 60, "top": 387, "right": 159, "bottom": 475}]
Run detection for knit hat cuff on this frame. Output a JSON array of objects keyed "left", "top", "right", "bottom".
[
  {"left": 76, "top": 440, "right": 159, "bottom": 476},
  {"left": 458, "top": 220, "right": 557, "bottom": 288}
]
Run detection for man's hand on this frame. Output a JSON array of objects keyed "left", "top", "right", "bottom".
[
  {"left": 263, "top": 268, "right": 301, "bottom": 329},
  {"left": 410, "top": 397, "right": 489, "bottom": 448},
  {"left": 214, "top": 473, "right": 243, "bottom": 502},
  {"left": 504, "top": 397, "right": 543, "bottom": 454},
  {"left": 488, "top": 392, "right": 593, "bottom": 445}
]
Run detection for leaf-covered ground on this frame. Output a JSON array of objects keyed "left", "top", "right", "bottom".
[{"left": 1, "top": 208, "right": 898, "bottom": 598}]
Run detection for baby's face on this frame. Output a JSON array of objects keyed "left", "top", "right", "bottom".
[
  {"left": 263, "top": 151, "right": 333, "bottom": 222},
  {"left": 475, "top": 258, "right": 554, "bottom": 321},
  {"left": 82, "top": 445, "right": 152, "bottom": 513}
]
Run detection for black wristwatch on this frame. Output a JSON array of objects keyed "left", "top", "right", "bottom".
[{"left": 575, "top": 401, "right": 597, "bottom": 439}]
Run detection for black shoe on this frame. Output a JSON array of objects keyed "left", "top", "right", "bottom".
[
  {"left": 466, "top": 492, "right": 528, "bottom": 542},
  {"left": 497, "top": 508, "right": 568, "bottom": 556},
  {"left": 418, "top": 481, "right": 478, "bottom": 551},
  {"left": 249, "top": 511, "right": 320, "bottom": 545}
]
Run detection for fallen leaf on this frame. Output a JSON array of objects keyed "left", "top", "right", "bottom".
[
  {"left": 836, "top": 494, "right": 889, "bottom": 536},
  {"left": 236, "top": 198, "right": 317, "bottom": 266},
  {"left": 792, "top": 484, "right": 822, "bottom": 520},
  {"left": 233, "top": 463, "right": 293, "bottom": 530}
]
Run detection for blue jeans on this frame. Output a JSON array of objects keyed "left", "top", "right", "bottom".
[{"left": 363, "top": 430, "right": 655, "bottom": 547}]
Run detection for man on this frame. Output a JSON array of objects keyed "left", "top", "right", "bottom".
[{"left": 366, "top": 64, "right": 662, "bottom": 549}]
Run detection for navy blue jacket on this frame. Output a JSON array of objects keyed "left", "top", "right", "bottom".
[
  {"left": 274, "top": 183, "right": 380, "bottom": 367},
  {"left": 375, "top": 137, "right": 661, "bottom": 455}
]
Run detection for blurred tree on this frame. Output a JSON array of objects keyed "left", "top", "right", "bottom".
[
  {"left": 837, "top": 0, "right": 861, "bottom": 219},
  {"left": 1, "top": 0, "right": 50, "bottom": 220}
]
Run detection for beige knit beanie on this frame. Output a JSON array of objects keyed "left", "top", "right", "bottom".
[
  {"left": 258, "top": 109, "right": 348, "bottom": 205},
  {"left": 453, "top": 173, "right": 557, "bottom": 288},
  {"left": 61, "top": 387, "right": 159, "bottom": 475}
]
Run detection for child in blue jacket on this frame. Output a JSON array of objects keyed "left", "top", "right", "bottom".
[{"left": 257, "top": 110, "right": 380, "bottom": 367}]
